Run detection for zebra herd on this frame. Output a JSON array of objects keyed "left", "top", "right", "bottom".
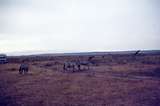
[
  {"left": 63, "top": 56, "right": 94, "bottom": 72},
  {"left": 18, "top": 61, "right": 91, "bottom": 74},
  {"left": 18, "top": 50, "right": 141, "bottom": 74},
  {"left": 63, "top": 61, "right": 91, "bottom": 72},
  {"left": 18, "top": 59, "right": 92, "bottom": 74}
]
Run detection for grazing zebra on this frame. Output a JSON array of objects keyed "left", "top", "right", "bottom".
[
  {"left": 63, "top": 61, "right": 91, "bottom": 72},
  {"left": 19, "top": 63, "right": 29, "bottom": 74},
  {"left": 77, "top": 61, "right": 91, "bottom": 70},
  {"left": 63, "top": 62, "right": 77, "bottom": 72}
]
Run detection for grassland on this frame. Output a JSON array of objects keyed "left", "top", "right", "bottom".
[{"left": 0, "top": 52, "right": 160, "bottom": 106}]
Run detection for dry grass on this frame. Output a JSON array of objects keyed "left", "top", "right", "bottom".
[{"left": 0, "top": 54, "right": 160, "bottom": 106}]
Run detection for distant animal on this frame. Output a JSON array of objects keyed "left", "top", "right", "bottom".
[
  {"left": 63, "top": 61, "right": 91, "bottom": 72},
  {"left": 77, "top": 61, "right": 90, "bottom": 70},
  {"left": 19, "top": 63, "right": 29, "bottom": 74},
  {"left": 88, "top": 56, "right": 96, "bottom": 65},
  {"left": 134, "top": 50, "right": 141, "bottom": 56},
  {"left": 63, "top": 62, "right": 77, "bottom": 72},
  {"left": 88, "top": 56, "right": 94, "bottom": 61}
]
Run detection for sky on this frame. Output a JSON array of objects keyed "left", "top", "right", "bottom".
[{"left": 0, "top": 0, "right": 160, "bottom": 55}]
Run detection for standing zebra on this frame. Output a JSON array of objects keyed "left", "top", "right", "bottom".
[
  {"left": 63, "top": 61, "right": 91, "bottom": 72},
  {"left": 63, "top": 62, "right": 77, "bottom": 72},
  {"left": 19, "top": 62, "right": 29, "bottom": 74},
  {"left": 77, "top": 61, "right": 90, "bottom": 70}
]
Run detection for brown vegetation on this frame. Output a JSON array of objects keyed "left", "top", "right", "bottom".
[{"left": 0, "top": 53, "right": 160, "bottom": 106}]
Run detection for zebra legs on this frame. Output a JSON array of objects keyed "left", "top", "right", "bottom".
[{"left": 19, "top": 68, "right": 28, "bottom": 74}]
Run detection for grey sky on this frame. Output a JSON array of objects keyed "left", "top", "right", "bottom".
[{"left": 0, "top": 0, "right": 160, "bottom": 54}]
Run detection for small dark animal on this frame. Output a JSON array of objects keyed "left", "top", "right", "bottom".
[
  {"left": 19, "top": 63, "right": 29, "bottom": 74},
  {"left": 134, "top": 50, "right": 141, "bottom": 56},
  {"left": 88, "top": 56, "right": 94, "bottom": 61}
]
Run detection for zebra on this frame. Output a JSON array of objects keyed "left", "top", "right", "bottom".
[
  {"left": 63, "top": 61, "right": 91, "bottom": 72},
  {"left": 19, "top": 63, "right": 29, "bottom": 74},
  {"left": 77, "top": 61, "right": 91, "bottom": 70},
  {"left": 63, "top": 62, "right": 77, "bottom": 72}
]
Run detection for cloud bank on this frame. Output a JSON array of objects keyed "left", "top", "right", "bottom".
[{"left": 0, "top": 0, "right": 160, "bottom": 54}]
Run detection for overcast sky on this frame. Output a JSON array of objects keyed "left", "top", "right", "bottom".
[{"left": 0, "top": 0, "right": 160, "bottom": 55}]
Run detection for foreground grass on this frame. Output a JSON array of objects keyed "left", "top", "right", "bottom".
[{"left": 0, "top": 55, "right": 160, "bottom": 106}]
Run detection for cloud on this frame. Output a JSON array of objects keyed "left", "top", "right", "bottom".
[{"left": 0, "top": 0, "right": 160, "bottom": 53}]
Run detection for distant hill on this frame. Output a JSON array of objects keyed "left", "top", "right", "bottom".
[
  {"left": 5, "top": 50, "right": 160, "bottom": 56},
  {"left": 29, "top": 50, "right": 160, "bottom": 57}
]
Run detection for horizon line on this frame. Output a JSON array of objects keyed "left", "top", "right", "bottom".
[{"left": 2, "top": 49, "right": 160, "bottom": 56}]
